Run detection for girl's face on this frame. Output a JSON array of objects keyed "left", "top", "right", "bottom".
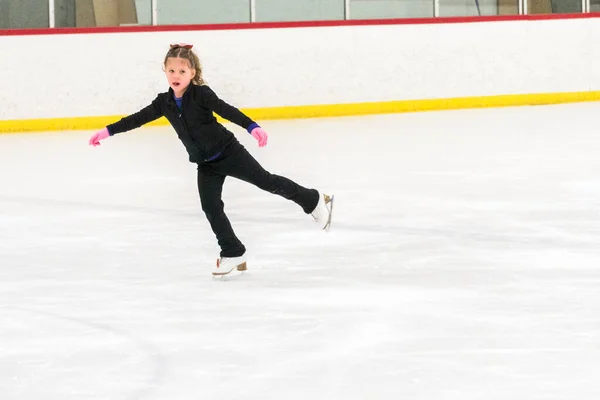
[{"left": 165, "top": 57, "right": 195, "bottom": 94}]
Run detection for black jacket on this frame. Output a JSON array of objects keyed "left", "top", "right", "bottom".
[{"left": 107, "top": 84, "right": 257, "bottom": 163}]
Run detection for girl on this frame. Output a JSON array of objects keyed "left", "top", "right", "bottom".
[{"left": 88, "top": 43, "right": 333, "bottom": 276}]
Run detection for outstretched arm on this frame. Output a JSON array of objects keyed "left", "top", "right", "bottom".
[
  {"left": 198, "top": 85, "right": 267, "bottom": 147},
  {"left": 197, "top": 86, "right": 255, "bottom": 129},
  {"left": 106, "top": 96, "right": 164, "bottom": 135},
  {"left": 89, "top": 96, "right": 164, "bottom": 147}
]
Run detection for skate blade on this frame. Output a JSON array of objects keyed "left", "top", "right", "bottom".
[
  {"left": 212, "top": 269, "right": 246, "bottom": 281},
  {"left": 322, "top": 194, "right": 334, "bottom": 231},
  {"left": 212, "top": 262, "right": 247, "bottom": 280}
]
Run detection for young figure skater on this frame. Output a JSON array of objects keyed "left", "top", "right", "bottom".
[{"left": 89, "top": 43, "right": 333, "bottom": 276}]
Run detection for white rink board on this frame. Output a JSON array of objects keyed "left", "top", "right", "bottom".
[{"left": 1, "top": 18, "right": 600, "bottom": 120}]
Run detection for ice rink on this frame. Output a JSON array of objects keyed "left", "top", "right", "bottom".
[{"left": 1, "top": 103, "right": 599, "bottom": 399}]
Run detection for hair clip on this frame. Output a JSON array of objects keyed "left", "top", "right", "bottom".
[{"left": 170, "top": 43, "right": 193, "bottom": 49}]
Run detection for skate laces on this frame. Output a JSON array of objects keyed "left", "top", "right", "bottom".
[
  {"left": 311, "top": 196, "right": 324, "bottom": 222},
  {"left": 311, "top": 208, "right": 321, "bottom": 221}
]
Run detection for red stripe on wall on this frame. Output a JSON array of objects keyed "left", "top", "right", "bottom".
[{"left": 2, "top": 12, "right": 600, "bottom": 36}]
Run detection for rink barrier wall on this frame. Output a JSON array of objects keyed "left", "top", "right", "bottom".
[
  {"left": 2, "top": 90, "right": 600, "bottom": 133},
  {"left": 2, "top": 14, "right": 600, "bottom": 133},
  {"left": 2, "top": 13, "right": 599, "bottom": 36}
]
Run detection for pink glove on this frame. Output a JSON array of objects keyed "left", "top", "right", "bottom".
[
  {"left": 250, "top": 127, "right": 268, "bottom": 147},
  {"left": 89, "top": 128, "right": 110, "bottom": 147}
]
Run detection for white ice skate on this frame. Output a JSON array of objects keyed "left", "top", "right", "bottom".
[
  {"left": 212, "top": 255, "right": 247, "bottom": 276},
  {"left": 311, "top": 192, "right": 334, "bottom": 231}
]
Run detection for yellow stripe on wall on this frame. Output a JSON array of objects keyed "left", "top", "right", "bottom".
[{"left": 2, "top": 91, "right": 600, "bottom": 134}]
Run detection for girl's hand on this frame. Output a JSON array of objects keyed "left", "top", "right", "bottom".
[
  {"left": 250, "top": 127, "right": 268, "bottom": 147},
  {"left": 89, "top": 128, "right": 110, "bottom": 147}
]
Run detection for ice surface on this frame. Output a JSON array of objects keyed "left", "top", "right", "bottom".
[{"left": 1, "top": 103, "right": 599, "bottom": 399}]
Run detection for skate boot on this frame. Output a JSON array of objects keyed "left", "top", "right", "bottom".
[
  {"left": 212, "top": 255, "right": 247, "bottom": 276},
  {"left": 311, "top": 191, "right": 334, "bottom": 231}
]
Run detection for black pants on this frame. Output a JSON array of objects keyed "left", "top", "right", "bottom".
[{"left": 197, "top": 140, "right": 319, "bottom": 258}]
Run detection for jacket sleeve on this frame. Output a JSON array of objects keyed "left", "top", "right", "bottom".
[
  {"left": 197, "top": 85, "right": 255, "bottom": 130},
  {"left": 106, "top": 95, "right": 164, "bottom": 135}
]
